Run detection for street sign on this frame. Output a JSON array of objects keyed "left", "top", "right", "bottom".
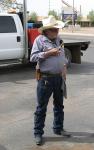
[{"left": 62, "top": 13, "right": 77, "bottom": 21}]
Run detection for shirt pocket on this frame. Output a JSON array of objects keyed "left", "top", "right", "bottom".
[{"left": 42, "top": 42, "right": 54, "bottom": 52}]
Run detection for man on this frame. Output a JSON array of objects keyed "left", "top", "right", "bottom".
[{"left": 30, "top": 16, "right": 70, "bottom": 145}]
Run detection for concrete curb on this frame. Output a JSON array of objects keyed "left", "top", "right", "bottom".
[{"left": 59, "top": 32, "right": 94, "bottom": 37}]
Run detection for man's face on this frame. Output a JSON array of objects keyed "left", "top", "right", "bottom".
[{"left": 45, "top": 28, "right": 59, "bottom": 39}]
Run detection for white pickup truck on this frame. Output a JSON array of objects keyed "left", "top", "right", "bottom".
[
  {"left": 0, "top": 13, "right": 90, "bottom": 66},
  {"left": 0, "top": 13, "right": 25, "bottom": 64}
]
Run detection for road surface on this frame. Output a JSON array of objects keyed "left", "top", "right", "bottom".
[{"left": 0, "top": 34, "right": 94, "bottom": 150}]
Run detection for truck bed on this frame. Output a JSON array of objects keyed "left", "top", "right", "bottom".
[
  {"left": 64, "top": 39, "right": 90, "bottom": 47},
  {"left": 63, "top": 39, "right": 90, "bottom": 50}
]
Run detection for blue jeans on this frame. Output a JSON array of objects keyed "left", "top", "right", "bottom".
[{"left": 34, "top": 75, "right": 64, "bottom": 136}]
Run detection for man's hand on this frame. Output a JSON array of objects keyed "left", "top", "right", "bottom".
[
  {"left": 44, "top": 48, "right": 61, "bottom": 58},
  {"left": 49, "top": 48, "right": 61, "bottom": 56}
]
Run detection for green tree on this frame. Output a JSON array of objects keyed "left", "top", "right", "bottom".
[
  {"left": 0, "top": 0, "right": 17, "bottom": 10},
  {"left": 48, "top": 10, "right": 60, "bottom": 20},
  {"left": 28, "top": 12, "right": 38, "bottom": 23},
  {"left": 1, "top": 0, "right": 14, "bottom": 7},
  {"left": 77, "top": 15, "right": 82, "bottom": 22},
  {"left": 87, "top": 10, "right": 94, "bottom": 26},
  {"left": 5, "top": 0, "right": 13, "bottom": 4}
]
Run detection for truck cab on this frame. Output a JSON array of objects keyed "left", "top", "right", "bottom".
[{"left": 0, "top": 13, "right": 24, "bottom": 62}]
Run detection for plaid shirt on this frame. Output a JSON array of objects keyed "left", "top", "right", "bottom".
[{"left": 30, "top": 35, "right": 67, "bottom": 74}]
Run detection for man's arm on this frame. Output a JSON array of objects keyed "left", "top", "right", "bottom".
[
  {"left": 30, "top": 38, "right": 61, "bottom": 62},
  {"left": 44, "top": 48, "right": 61, "bottom": 58},
  {"left": 30, "top": 38, "right": 45, "bottom": 62}
]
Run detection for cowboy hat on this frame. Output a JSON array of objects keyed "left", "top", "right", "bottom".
[{"left": 39, "top": 15, "right": 65, "bottom": 33}]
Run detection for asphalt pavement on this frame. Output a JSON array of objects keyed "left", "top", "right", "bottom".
[{"left": 0, "top": 34, "right": 94, "bottom": 150}]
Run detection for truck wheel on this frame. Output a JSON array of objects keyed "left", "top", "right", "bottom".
[{"left": 64, "top": 48, "right": 72, "bottom": 67}]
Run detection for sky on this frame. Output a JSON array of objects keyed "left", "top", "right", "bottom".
[{"left": 17, "top": 0, "right": 94, "bottom": 16}]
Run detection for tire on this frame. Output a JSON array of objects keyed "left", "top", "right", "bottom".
[{"left": 64, "top": 48, "right": 72, "bottom": 67}]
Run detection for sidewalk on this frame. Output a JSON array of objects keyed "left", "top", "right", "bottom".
[
  {"left": 60, "top": 27, "right": 94, "bottom": 36},
  {"left": 31, "top": 144, "right": 94, "bottom": 150}
]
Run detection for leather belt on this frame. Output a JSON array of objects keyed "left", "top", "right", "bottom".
[{"left": 41, "top": 72, "right": 62, "bottom": 77}]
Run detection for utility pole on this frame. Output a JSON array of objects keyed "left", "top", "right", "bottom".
[
  {"left": 49, "top": 0, "right": 50, "bottom": 12},
  {"left": 23, "top": 0, "right": 28, "bottom": 60},
  {"left": 80, "top": 5, "right": 82, "bottom": 16},
  {"left": 72, "top": 0, "right": 75, "bottom": 32}
]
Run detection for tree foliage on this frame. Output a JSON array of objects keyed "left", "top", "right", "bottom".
[
  {"left": 1, "top": 0, "right": 14, "bottom": 7},
  {"left": 77, "top": 15, "right": 82, "bottom": 22},
  {"left": 48, "top": 10, "right": 60, "bottom": 20},
  {"left": 28, "top": 12, "right": 38, "bottom": 23},
  {"left": 5, "top": 0, "right": 13, "bottom": 4},
  {"left": 0, "top": 0, "right": 17, "bottom": 10},
  {"left": 87, "top": 10, "right": 94, "bottom": 25}
]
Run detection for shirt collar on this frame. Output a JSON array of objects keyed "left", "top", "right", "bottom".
[{"left": 42, "top": 35, "right": 59, "bottom": 43}]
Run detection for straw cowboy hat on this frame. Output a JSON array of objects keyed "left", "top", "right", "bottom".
[{"left": 39, "top": 15, "right": 65, "bottom": 33}]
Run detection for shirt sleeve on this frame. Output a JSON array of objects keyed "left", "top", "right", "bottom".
[{"left": 30, "top": 37, "right": 45, "bottom": 62}]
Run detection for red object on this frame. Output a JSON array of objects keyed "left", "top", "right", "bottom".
[{"left": 28, "top": 28, "right": 40, "bottom": 48}]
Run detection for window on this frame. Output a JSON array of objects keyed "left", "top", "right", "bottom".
[{"left": 0, "top": 16, "right": 17, "bottom": 33}]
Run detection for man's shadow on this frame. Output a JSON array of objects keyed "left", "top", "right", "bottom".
[
  {"left": 44, "top": 132, "right": 94, "bottom": 144},
  {"left": 0, "top": 145, "right": 7, "bottom": 150}
]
